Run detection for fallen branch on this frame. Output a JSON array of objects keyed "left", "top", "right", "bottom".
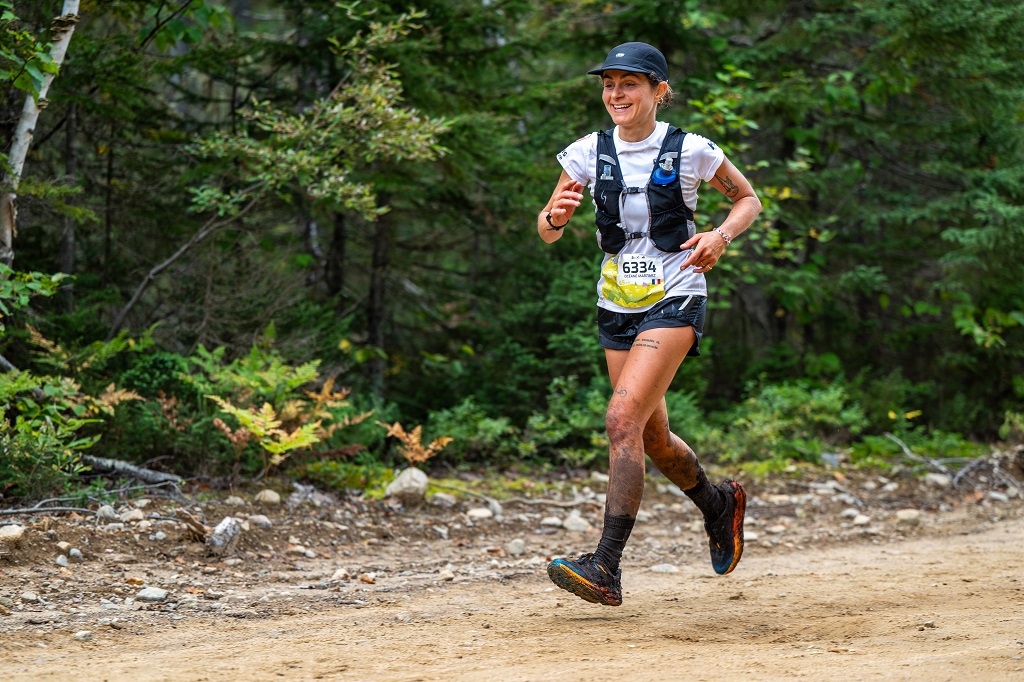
[
  {"left": 428, "top": 482, "right": 504, "bottom": 516},
  {"left": 884, "top": 432, "right": 956, "bottom": 478},
  {"left": 81, "top": 455, "right": 183, "bottom": 485},
  {"left": 0, "top": 506, "right": 94, "bottom": 516},
  {"left": 502, "top": 496, "right": 603, "bottom": 509},
  {"left": 175, "top": 508, "right": 210, "bottom": 542}
]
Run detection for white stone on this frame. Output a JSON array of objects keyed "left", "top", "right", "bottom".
[
  {"left": 767, "top": 524, "right": 787, "bottom": 534},
  {"left": 136, "top": 587, "right": 169, "bottom": 602},
  {"left": 73, "top": 631, "right": 93, "bottom": 642},
  {"left": 331, "top": 568, "right": 351, "bottom": 581},
  {"left": 987, "top": 491, "right": 1010, "bottom": 503},
  {"left": 120, "top": 509, "right": 144, "bottom": 523},
  {"left": 852, "top": 514, "right": 871, "bottom": 526},
  {"left": 56, "top": 555, "right": 69, "bottom": 567},
  {"left": 466, "top": 508, "right": 493, "bottom": 520},
  {"left": 56, "top": 541, "right": 72, "bottom": 552},
  {"left": 96, "top": 505, "right": 117, "bottom": 521},
  {"left": 247, "top": 514, "right": 272, "bottom": 528},
  {"left": 69, "top": 548, "right": 83, "bottom": 560},
  {"left": 254, "top": 489, "right": 281, "bottom": 505},
  {"left": 635, "top": 510, "right": 654, "bottom": 522},
  {"left": 589, "top": 471, "right": 610, "bottom": 483},
  {"left": 895, "top": 509, "right": 922, "bottom": 526},
  {"left": 0, "top": 525, "right": 25, "bottom": 547},
  {"left": 766, "top": 494, "right": 792, "bottom": 505},
  {"left": 287, "top": 544, "right": 309, "bottom": 555},
  {"left": 839, "top": 508, "right": 860, "bottom": 519},
  {"left": 225, "top": 495, "right": 246, "bottom": 506},
  {"left": 649, "top": 563, "right": 680, "bottom": 573},
  {"left": 438, "top": 570, "right": 455, "bottom": 581},
  {"left": 923, "top": 473, "right": 952, "bottom": 488},
  {"left": 505, "top": 538, "right": 526, "bottom": 556},
  {"left": 744, "top": 531, "right": 760, "bottom": 541},
  {"left": 562, "top": 515, "right": 593, "bottom": 532},
  {"left": 429, "top": 492, "right": 457, "bottom": 507},
  {"left": 539, "top": 516, "right": 563, "bottom": 528},
  {"left": 384, "top": 467, "right": 429, "bottom": 504}
]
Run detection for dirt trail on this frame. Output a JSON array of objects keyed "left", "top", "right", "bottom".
[{"left": 5, "top": 519, "right": 1023, "bottom": 681}]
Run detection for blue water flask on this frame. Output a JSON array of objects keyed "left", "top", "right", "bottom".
[{"left": 651, "top": 156, "right": 677, "bottom": 185}]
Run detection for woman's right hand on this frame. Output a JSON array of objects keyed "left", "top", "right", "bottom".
[
  {"left": 547, "top": 178, "right": 584, "bottom": 227},
  {"left": 539, "top": 171, "right": 584, "bottom": 242}
]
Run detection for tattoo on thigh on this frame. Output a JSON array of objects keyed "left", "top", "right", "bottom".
[{"left": 634, "top": 336, "right": 660, "bottom": 350}]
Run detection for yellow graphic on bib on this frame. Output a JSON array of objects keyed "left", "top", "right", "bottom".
[{"left": 601, "top": 256, "right": 666, "bottom": 308}]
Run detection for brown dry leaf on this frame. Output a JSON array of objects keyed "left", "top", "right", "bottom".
[{"left": 359, "top": 574, "right": 376, "bottom": 585}]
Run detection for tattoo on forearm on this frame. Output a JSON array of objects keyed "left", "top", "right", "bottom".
[
  {"left": 715, "top": 173, "right": 739, "bottom": 198},
  {"left": 616, "top": 388, "right": 628, "bottom": 396}
]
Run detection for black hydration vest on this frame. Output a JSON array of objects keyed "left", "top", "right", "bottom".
[{"left": 593, "top": 126, "right": 695, "bottom": 254}]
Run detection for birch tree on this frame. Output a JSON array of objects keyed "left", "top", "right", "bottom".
[{"left": 0, "top": 0, "right": 80, "bottom": 267}]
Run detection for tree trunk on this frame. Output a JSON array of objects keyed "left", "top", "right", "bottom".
[
  {"left": 367, "top": 210, "right": 391, "bottom": 400},
  {"left": 326, "top": 211, "right": 346, "bottom": 297},
  {"left": 103, "top": 125, "right": 115, "bottom": 285},
  {"left": 0, "top": 2, "right": 81, "bottom": 267},
  {"left": 59, "top": 102, "right": 76, "bottom": 313}
]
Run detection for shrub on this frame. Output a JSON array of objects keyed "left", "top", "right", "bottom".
[{"left": 716, "top": 381, "right": 867, "bottom": 463}]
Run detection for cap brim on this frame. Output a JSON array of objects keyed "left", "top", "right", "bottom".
[{"left": 587, "top": 64, "right": 650, "bottom": 76}]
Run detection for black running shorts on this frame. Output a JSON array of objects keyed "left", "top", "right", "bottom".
[{"left": 597, "top": 295, "right": 707, "bottom": 356}]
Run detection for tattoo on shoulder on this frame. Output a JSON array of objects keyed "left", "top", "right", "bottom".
[{"left": 715, "top": 173, "right": 740, "bottom": 198}]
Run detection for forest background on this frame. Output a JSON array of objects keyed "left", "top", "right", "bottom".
[{"left": 1, "top": 0, "right": 1022, "bottom": 500}]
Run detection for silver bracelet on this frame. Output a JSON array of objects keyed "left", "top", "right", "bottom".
[{"left": 713, "top": 227, "right": 731, "bottom": 245}]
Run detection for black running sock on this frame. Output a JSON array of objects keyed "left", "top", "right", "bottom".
[
  {"left": 593, "top": 513, "right": 635, "bottom": 574},
  {"left": 683, "top": 466, "right": 726, "bottom": 519}
]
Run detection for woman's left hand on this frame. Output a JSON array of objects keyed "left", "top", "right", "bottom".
[{"left": 679, "top": 230, "right": 727, "bottom": 273}]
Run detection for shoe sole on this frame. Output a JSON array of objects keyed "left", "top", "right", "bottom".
[
  {"left": 546, "top": 560, "right": 622, "bottom": 606},
  {"left": 717, "top": 481, "right": 746, "bottom": 575}
]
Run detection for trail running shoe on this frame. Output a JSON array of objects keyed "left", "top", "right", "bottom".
[
  {"left": 703, "top": 479, "right": 746, "bottom": 575},
  {"left": 547, "top": 553, "right": 622, "bottom": 606}
]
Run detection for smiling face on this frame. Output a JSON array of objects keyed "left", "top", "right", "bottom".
[{"left": 601, "top": 70, "right": 668, "bottom": 140}]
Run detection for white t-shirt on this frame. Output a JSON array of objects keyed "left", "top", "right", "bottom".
[{"left": 557, "top": 121, "right": 724, "bottom": 312}]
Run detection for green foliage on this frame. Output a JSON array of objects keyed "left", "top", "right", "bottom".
[
  {"left": 188, "top": 9, "right": 449, "bottom": 221},
  {"left": 0, "top": 265, "right": 66, "bottom": 333},
  {"left": 5, "top": 0, "right": 1021, "bottom": 494},
  {"left": 850, "top": 430, "right": 988, "bottom": 470},
  {"left": 0, "top": 0, "right": 57, "bottom": 98},
  {"left": 427, "top": 397, "right": 519, "bottom": 463},
  {"left": 519, "top": 375, "right": 610, "bottom": 467},
  {"left": 291, "top": 456, "right": 392, "bottom": 495},
  {"left": 0, "top": 370, "right": 107, "bottom": 499},
  {"left": 716, "top": 381, "right": 867, "bottom": 463}
]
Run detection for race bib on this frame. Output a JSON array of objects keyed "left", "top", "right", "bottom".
[
  {"left": 616, "top": 253, "right": 663, "bottom": 287},
  {"left": 601, "top": 254, "right": 666, "bottom": 308}
]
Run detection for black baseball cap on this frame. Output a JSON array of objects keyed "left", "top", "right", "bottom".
[{"left": 587, "top": 42, "right": 669, "bottom": 82}]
